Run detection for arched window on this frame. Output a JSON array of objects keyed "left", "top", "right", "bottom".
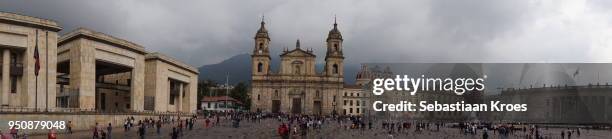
[
  {"left": 257, "top": 94, "right": 260, "bottom": 100},
  {"left": 316, "top": 90, "right": 320, "bottom": 97},
  {"left": 333, "top": 44, "right": 338, "bottom": 51},
  {"left": 258, "top": 43, "right": 264, "bottom": 54},
  {"left": 291, "top": 61, "right": 303, "bottom": 75},
  {"left": 294, "top": 65, "right": 301, "bottom": 74},
  {"left": 274, "top": 90, "right": 279, "bottom": 97},
  {"left": 257, "top": 62, "right": 263, "bottom": 72},
  {"left": 333, "top": 64, "right": 339, "bottom": 74}
]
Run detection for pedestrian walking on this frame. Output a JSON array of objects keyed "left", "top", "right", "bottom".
[
  {"left": 67, "top": 121, "right": 73, "bottom": 134},
  {"left": 138, "top": 124, "right": 145, "bottom": 139},
  {"left": 189, "top": 119, "right": 194, "bottom": 130},
  {"left": 93, "top": 122, "right": 100, "bottom": 139},
  {"left": 0, "top": 130, "right": 7, "bottom": 139},
  {"left": 278, "top": 123, "right": 289, "bottom": 139},
  {"left": 106, "top": 123, "right": 112, "bottom": 139},
  {"left": 156, "top": 120, "right": 161, "bottom": 135},
  {"left": 10, "top": 125, "right": 17, "bottom": 139},
  {"left": 170, "top": 127, "right": 178, "bottom": 139},
  {"left": 48, "top": 129, "right": 57, "bottom": 139}
]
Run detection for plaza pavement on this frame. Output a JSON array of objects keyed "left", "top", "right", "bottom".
[{"left": 26, "top": 118, "right": 612, "bottom": 139}]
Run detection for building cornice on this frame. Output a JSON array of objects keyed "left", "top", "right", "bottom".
[
  {"left": 145, "top": 52, "right": 199, "bottom": 74},
  {"left": 59, "top": 28, "right": 148, "bottom": 54},
  {"left": 0, "top": 11, "right": 62, "bottom": 32}
]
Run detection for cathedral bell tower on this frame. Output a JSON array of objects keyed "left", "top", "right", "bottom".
[
  {"left": 252, "top": 17, "right": 271, "bottom": 75},
  {"left": 324, "top": 18, "right": 344, "bottom": 77}
]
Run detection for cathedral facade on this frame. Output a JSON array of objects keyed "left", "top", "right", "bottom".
[{"left": 250, "top": 19, "right": 344, "bottom": 115}]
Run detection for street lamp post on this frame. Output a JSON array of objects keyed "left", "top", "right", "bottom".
[{"left": 332, "top": 100, "right": 337, "bottom": 116}]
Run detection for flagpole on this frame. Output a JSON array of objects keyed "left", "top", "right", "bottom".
[
  {"left": 35, "top": 71, "right": 38, "bottom": 111},
  {"left": 34, "top": 30, "right": 38, "bottom": 112},
  {"left": 45, "top": 31, "right": 48, "bottom": 112}
]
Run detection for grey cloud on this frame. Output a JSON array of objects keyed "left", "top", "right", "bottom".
[{"left": 1, "top": 0, "right": 611, "bottom": 67}]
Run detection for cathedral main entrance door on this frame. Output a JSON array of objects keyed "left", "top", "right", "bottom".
[
  {"left": 292, "top": 98, "right": 301, "bottom": 114},
  {"left": 272, "top": 100, "right": 281, "bottom": 113},
  {"left": 313, "top": 101, "right": 321, "bottom": 115}
]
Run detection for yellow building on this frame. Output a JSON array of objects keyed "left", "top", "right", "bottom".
[{"left": 250, "top": 19, "right": 345, "bottom": 115}]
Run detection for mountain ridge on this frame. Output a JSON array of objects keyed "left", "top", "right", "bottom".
[{"left": 197, "top": 54, "right": 358, "bottom": 85}]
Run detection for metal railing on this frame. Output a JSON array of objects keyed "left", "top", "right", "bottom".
[
  {"left": 10, "top": 63, "right": 23, "bottom": 75},
  {"left": 56, "top": 87, "right": 80, "bottom": 108},
  {"left": 0, "top": 63, "right": 24, "bottom": 76}
]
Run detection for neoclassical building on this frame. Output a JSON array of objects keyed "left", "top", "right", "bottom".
[
  {"left": 57, "top": 28, "right": 199, "bottom": 113},
  {"left": 0, "top": 12, "right": 198, "bottom": 114},
  {"left": 251, "top": 19, "right": 345, "bottom": 115},
  {"left": 0, "top": 12, "right": 61, "bottom": 109}
]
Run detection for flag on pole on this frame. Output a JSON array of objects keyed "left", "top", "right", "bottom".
[
  {"left": 573, "top": 68, "right": 579, "bottom": 78},
  {"left": 34, "top": 30, "right": 40, "bottom": 76}
]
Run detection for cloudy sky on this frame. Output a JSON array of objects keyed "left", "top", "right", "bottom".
[{"left": 1, "top": 0, "right": 612, "bottom": 67}]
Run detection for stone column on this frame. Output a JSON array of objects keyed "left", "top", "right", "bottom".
[
  {"left": 178, "top": 83, "right": 183, "bottom": 112},
  {"left": 183, "top": 83, "right": 190, "bottom": 113},
  {"left": 130, "top": 55, "right": 145, "bottom": 111},
  {"left": 167, "top": 79, "right": 171, "bottom": 112},
  {"left": 1, "top": 49, "right": 10, "bottom": 106},
  {"left": 69, "top": 40, "right": 96, "bottom": 110}
]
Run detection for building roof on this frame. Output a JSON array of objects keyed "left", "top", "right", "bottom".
[
  {"left": 201, "top": 96, "right": 243, "bottom": 105},
  {"left": 59, "top": 28, "right": 147, "bottom": 54},
  {"left": 145, "top": 52, "right": 199, "bottom": 74},
  {"left": 0, "top": 11, "right": 62, "bottom": 31},
  {"left": 254, "top": 18, "right": 270, "bottom": 40},
  {"left": 326, "top": 20, "right": 342, "bottom": 41},
  {"left": 280, "top": 48, "right": 316, "bottom": 57},
  {"left": 280, "top": 40, "right": 316, "bottom": 57},
  {"left": 344, "top": 84, "right": 364, "bottom": 89}
]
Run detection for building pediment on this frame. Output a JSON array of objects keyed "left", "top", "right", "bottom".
[{"left": 280, "top": 48, "right": 315, "bottom": 57}]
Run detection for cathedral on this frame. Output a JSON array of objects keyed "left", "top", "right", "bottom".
[{"left": 250, "top": 18, "right": 345, "bottom": 115}]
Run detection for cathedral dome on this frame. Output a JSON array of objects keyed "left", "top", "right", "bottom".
[{"left": 356, "top": 64, "right": 372, "bottom": 79}]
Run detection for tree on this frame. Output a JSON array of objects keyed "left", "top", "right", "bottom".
[
  {"left": 197, "top": 80, "right": 217, "bottom": 110},
  {"left": 230, "top": 82, "right": 251, "bottom": 110}
]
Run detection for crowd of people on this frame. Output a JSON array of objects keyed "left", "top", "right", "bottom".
[
  {"left": 3, "top": 111, "right": 611, "bottom": 139},
  {"left": 88, "top": 115, "right": 198, "bottom": 139}
]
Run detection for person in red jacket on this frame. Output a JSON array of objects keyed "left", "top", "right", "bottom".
[
  {"left": 9, "top": 126, "right": 17, "bottom": 139},
  {"left": 277, "top": 123, "right": 289, "bottom": 139},
  {"left": 48, "top": 128, "right": 57, "bottom": 139},
  {"left": 0, "top": 130, "right": 8, "bottom": 139}
]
